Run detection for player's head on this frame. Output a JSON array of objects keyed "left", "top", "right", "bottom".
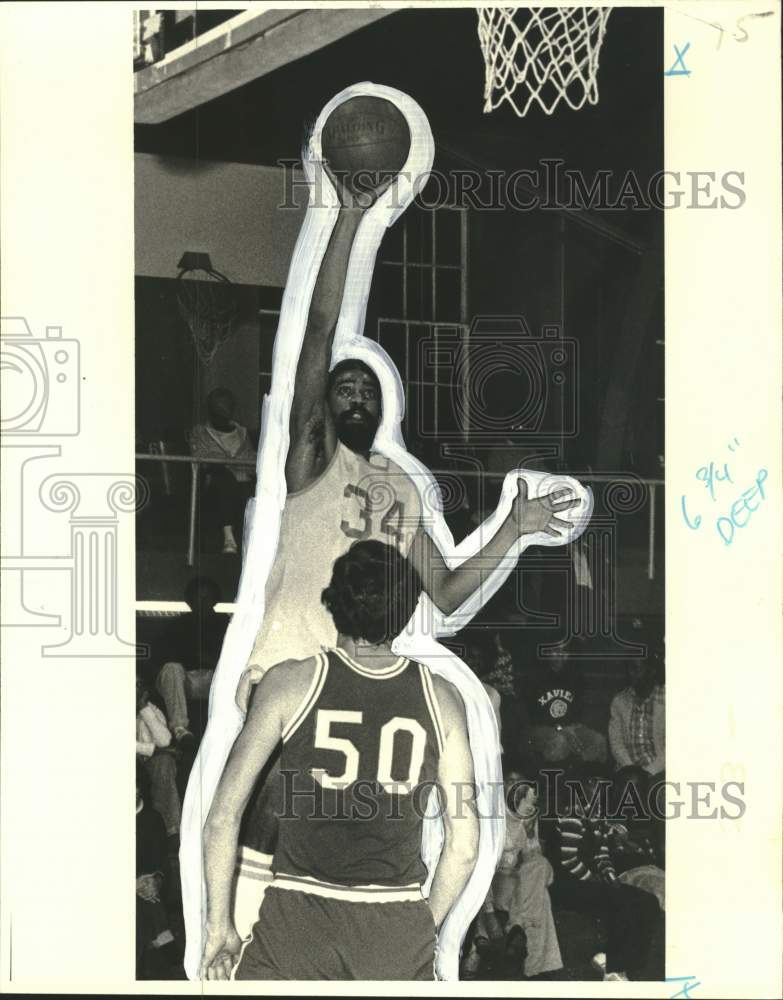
[
  {"left": 327, "top": 359, "right": 381, "bottom": 454},
  {"left": 321, "top": 539, "right": 422, "bottom": 646},
  {"left": 207, "top": 387, "right": 236, "bottom": 430}
]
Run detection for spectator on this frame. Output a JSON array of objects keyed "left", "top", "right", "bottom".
[
  {"left": 542, "top": 767, "right": 660, "bottom": 982},
  {"left": 524, "top": 648, "right": 607, "bottom": 764},
  {"left": 482, "top": 632, "right": 516, "bottom": 699},
  {"left": 189, "top": 387, "right": 256, "bottom": 554},
  {"left": 608, "top": 657, "right": 665, "bottom": 860},
  {"left": 156, "top": 577, "right": 227, "bottom": 777},
  {"left": 136, "top": 675, "right": 181, "bottom": 839},
  {"left": 484, "top": 632, "right": 532, "bottom": 763},
  {"left": 462, "top": 632, "right": 504, "bottom": 751},
  {"left": 136, "top": 770, "right": 181, "bottom": 979},
  {"left": 462, "top": 760, "right": 563, "bottom": 979},
  {"left": 608, "top": 658, "right": 665, "bottom": 777}
]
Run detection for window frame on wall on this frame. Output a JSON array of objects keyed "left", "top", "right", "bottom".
[
  {"left": 376, "top": 203, "right": 468, "bottom": 324},
  {"left": 374, "top": 203, "right": 470, "bottom": 449}
]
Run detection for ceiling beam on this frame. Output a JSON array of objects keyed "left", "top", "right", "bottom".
[{"left": 134, "top": 8, "right": 397, "bottom": 125}]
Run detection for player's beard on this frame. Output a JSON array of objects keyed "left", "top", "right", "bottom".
[{"left": 336, "top": 406, "right": 379, "bottom": 454}]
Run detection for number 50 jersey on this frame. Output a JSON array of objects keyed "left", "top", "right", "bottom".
[
  {"left": 248, "top": 442, "right": 422, "bottom": 674},
  {"left": 272, "top": 647, "right": 445, "bottom": 893}
]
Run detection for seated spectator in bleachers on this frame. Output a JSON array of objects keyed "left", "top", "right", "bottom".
[
  {"left": 462, "top": 760, "right": 563, "bottom": 979},
  {"left": 541, "top": 767, "right": 660, "bottom": 982},
  {"left": 136, "top": 675, "right": 181, "bottom": 840},
  {"left": 608, "top": 657, "right": 665, "bottom": 778},
  {"left": 524, "top": 648, "right": 607, "bottom": 765},
  {"left": 188, "top": 387, "right": 256, "bottom": 554},
  {"left": 462, "top": 632, "right": 504, "bottom": 750},
  {"left": 156, "top": 576, "right": 227, "bottom": 781},
  {"left": 609, "top": 773, "right": 665, "bottom": 914},
  {"left": 136, "top": 769, "right": 182, "bottom": 979},
  {"left": 608, "top": 656, "right": 666, "bottom": 859},
  {"left": 484, "top": 631, "right": 532, "bottom": 763},
  {"left": 482, "top": 632, "right": 516, "bottom": 701}
]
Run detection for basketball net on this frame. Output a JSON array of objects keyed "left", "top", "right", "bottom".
[
  {"left": 176, "top": 266, "right": 238, "bottom": 365},
  {"left": 477, "top": 7, "right": 613, "bottom": 117}
]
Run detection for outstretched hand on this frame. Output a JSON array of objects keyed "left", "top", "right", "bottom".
[{"left": 511, "top": 476, "right": 581, "bottom": 539}]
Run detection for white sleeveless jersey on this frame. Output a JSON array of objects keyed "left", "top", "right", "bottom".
[{"left": 248, "top": 442, "right": 422, "bottom": 672}]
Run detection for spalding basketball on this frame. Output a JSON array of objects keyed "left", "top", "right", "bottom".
[{"left": 321, "top": 96, "right": 411, "bottom": 198}]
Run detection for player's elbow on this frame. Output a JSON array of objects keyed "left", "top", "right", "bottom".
[
  {"left": 453, "top": 832, "right": 479, "bottom": 874},
  {"left": 429, "top": 577, "right": 462, "bottom": 617}
]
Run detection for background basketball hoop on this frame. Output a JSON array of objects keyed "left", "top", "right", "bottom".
[
  {"left": 176, "top": 251, "right": 238, "bottom": 365},
  {"left": 477, "top": 7, "right": 613, "bottom": 117}
]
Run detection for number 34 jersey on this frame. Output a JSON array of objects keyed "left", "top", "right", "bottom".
[
  {"left": 249, "top": 443, "right": 422, "bottom": 674},
  {"left": 273, "top": 647, "right": 445, "bottom": 891}
]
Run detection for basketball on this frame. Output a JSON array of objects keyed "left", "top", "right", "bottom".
[{"left": 321, "top": 96, "right": 411, "bottom": 197}]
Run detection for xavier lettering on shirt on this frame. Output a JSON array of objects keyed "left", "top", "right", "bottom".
[{"left": 538, "top": 688, "right": 576, "bottom": 719}]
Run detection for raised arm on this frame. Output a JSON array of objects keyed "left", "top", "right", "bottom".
[
  {"left": 426, "top": 677, "right": 480, "bottom": 928},
  {"left": 408, "top": 476, "right": 580, "bottom": 616},
  {"left": 285, "top": 163, "right": 399, "bottom": 493},
  {"left": 284, "top": 203, "right": 363, "bottom": 493},
  {"left": 199, "top": 658, "right": 315, "bottom": 980}
]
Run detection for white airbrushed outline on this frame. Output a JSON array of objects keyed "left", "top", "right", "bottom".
[{"left": 180, "top": 82, "right": 594, "bottom": 982}]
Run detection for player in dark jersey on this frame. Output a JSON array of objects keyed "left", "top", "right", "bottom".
[{"left": 199, "top": 540, "right": 479, "bottom": 980}]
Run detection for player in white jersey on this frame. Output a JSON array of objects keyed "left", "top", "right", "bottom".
[
  {"left": 232, "top": 164, "right": 580, "bottom": 938},
  {"left": 243, "top": 389, "right": 422, "bottom": 673}
]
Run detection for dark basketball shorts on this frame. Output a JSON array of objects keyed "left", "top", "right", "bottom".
[{"left": 232, "top": 882, "right": 437, "bottom": 981}]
